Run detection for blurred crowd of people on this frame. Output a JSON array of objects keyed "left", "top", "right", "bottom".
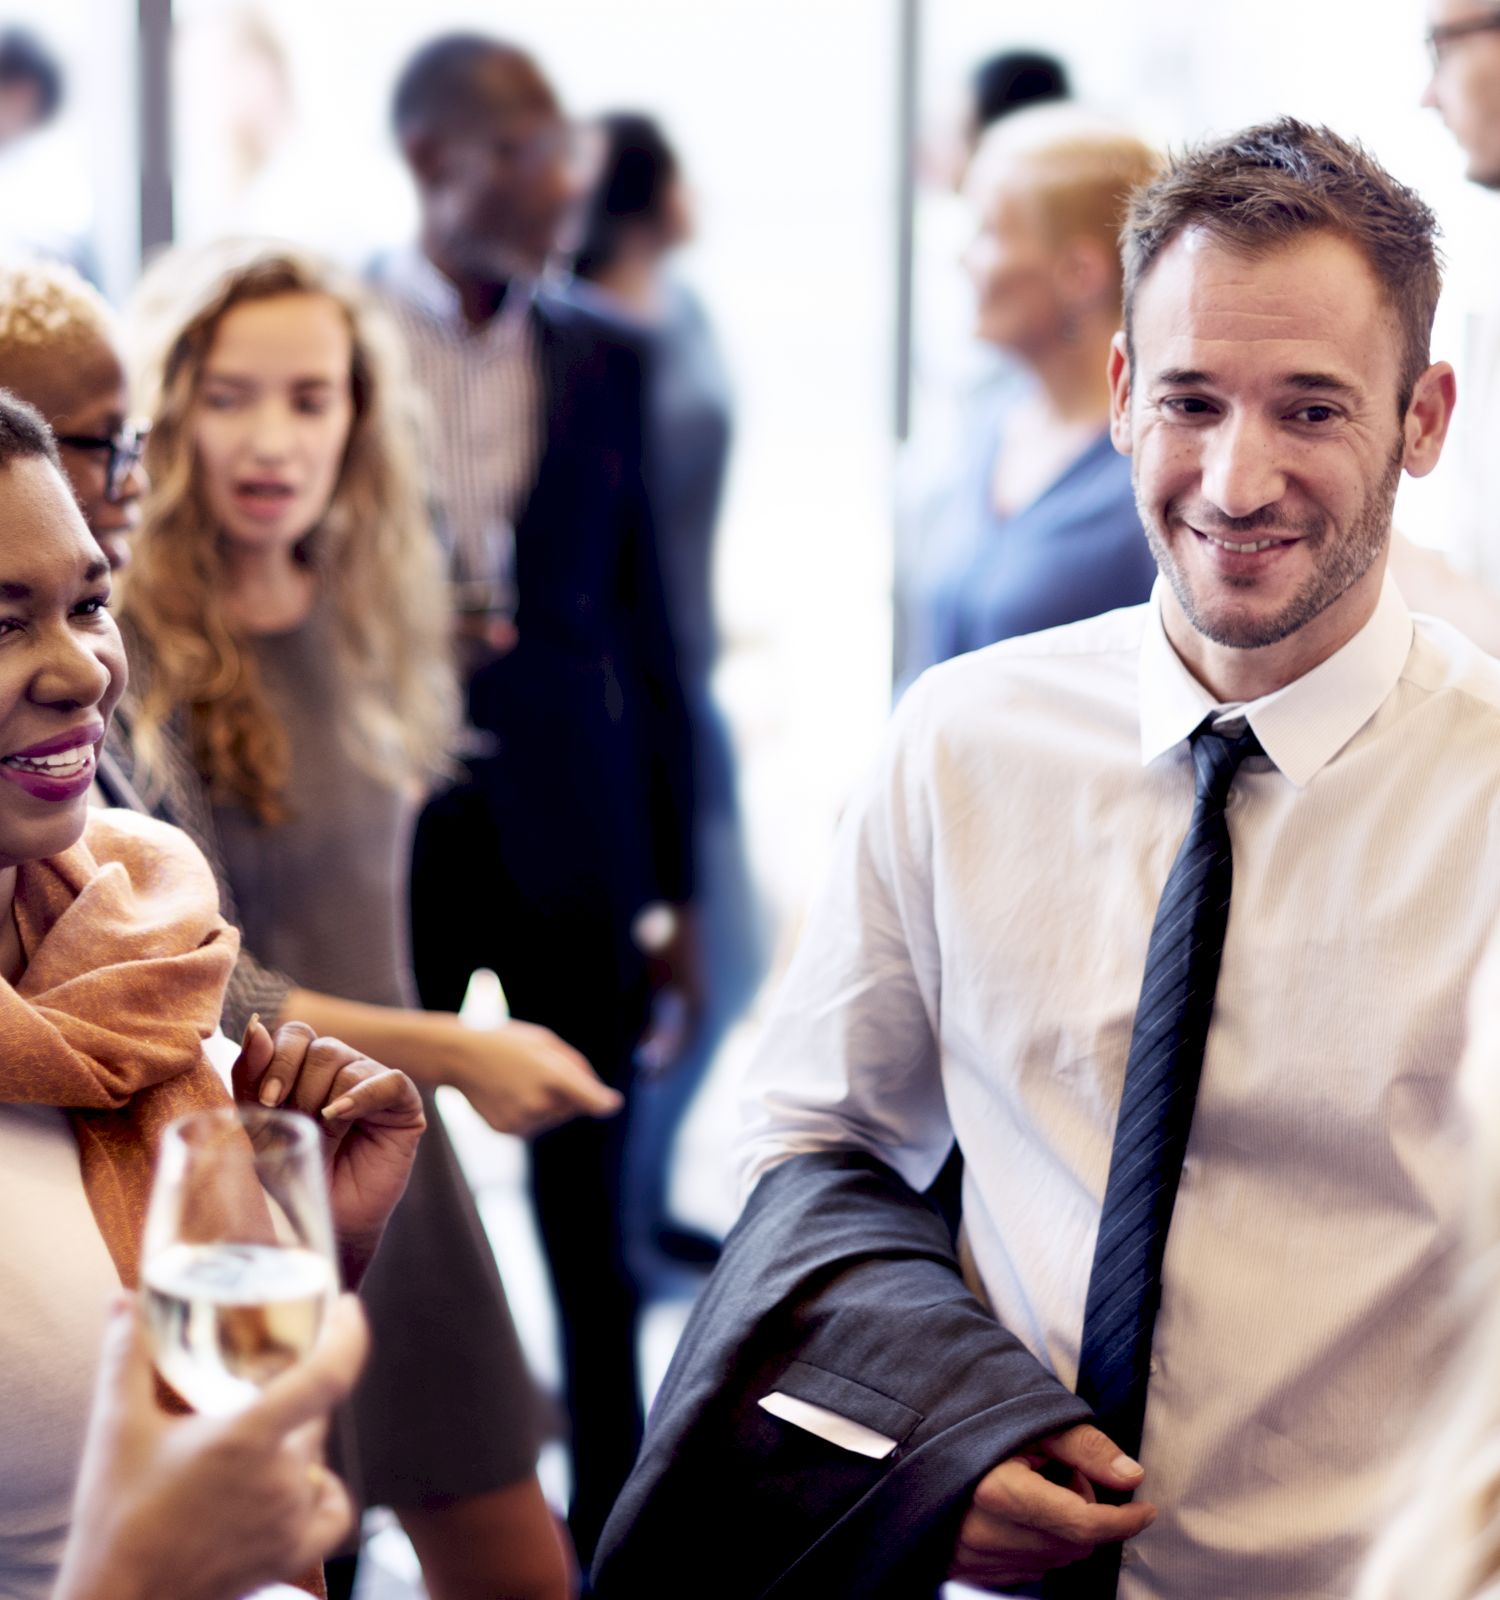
[
  {"left": 6, "top": 8, "right": 1500, "bottom": 1600},
  {"left": 0, "top": 23, "right": 762, "bottom": 1600}
]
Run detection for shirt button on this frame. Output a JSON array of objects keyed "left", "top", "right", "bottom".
[
  {"left": 1149, "top": 1357, "right": 1159, "bottom": 1376},
  {"left": 1121, "top": 1545, "right": 1137, "bottom": 1566}
]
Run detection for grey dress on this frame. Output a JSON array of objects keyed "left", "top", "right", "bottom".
[{"left": 121, "top": 610, "right": 541, "bottom": 1505}]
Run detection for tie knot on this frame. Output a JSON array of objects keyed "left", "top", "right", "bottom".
[{"left": 1190, "top": 719, "right": 1262, "bottom": 805}]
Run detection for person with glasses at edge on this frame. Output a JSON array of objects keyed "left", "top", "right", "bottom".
[{"left": 1413, "top": 1, "right": 1500, "bottom": 626}]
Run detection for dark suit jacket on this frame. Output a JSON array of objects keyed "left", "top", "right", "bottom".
[
  {"left": 465, "top": 288, "right": 695, "bottom": 927},
  {"left": 592, "top": 1150, "right": 1092, "bottom": 1599}
]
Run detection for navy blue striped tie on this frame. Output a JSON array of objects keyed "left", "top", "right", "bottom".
[{"left": 1050, "top": 718, "right": 1260, "bottom": 1598}]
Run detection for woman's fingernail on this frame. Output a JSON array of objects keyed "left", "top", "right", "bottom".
[
  {"left": 321, "top": 1096, "right": 355, "bottom": 1120},
  {"left": 1112, "top": 1454, "right": 1144, "bottom": 1478},
  {"left": 259, "top": 1077, "right": 283, "bottom": 1107},
  {"left": 241, "top": 1012, "right": 261, "bottom": 1051}
]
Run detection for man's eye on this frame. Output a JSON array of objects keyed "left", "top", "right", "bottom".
[
  {"left": 1164, "top": 396, "right": 1215, "bottom": 415},
  {"left": 1294, "top": 405, "right": 1338, "bottom": 425}
]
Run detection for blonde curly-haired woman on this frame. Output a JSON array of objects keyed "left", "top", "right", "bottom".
[{"left": 113, "top": 241, "right": 596, "bottom": 1600}]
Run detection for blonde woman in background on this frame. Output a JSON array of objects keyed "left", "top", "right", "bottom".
[
  {"left": 114, "top": 241, "right": 598, "bottom": 1600},
  {"left": 897, "top": 108, "right": 1161, "bottom": 685},
  {"left": 1356, "top": 941, "right": 1500, "bottom": 1600}
]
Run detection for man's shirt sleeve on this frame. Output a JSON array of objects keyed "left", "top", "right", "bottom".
[{"left": 737, "top": 673, "right": 954, "bottom": 1196}]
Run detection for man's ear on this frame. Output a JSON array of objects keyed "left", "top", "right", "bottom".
[
  {"left": 1402, "top": 360, "right": 1457, "bottom": 481},
  {"left": 1108, "top": 330, "right": 1133, "bottom": 455}
]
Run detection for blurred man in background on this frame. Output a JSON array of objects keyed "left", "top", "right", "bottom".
[
  {"left": 373, "top": 32, "right": 696, "bottom": 1569},
  {"left": 0, "top": 27, "right": 93, "bottom": 278},
  {"left": 960, "top": 48, "right": 1071, "bottom": 176},
  {"left": 0, "top": 27, "right": 60, "bottom": 150}
]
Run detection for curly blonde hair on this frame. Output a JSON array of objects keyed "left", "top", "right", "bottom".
[{"left": 120, "top": 239, "right": 456, "bottom": 822}]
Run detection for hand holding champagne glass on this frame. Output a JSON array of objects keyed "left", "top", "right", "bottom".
[
  {"left": 136, "top": 1028, "right": 422, "bottom": 1597},
  {"left": 141, "top": 1104, "right": 338, "bottom": 1417}
]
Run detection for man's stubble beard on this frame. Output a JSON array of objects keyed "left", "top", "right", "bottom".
[{"left": 1136, "top": 442, "right": 1403, "bottom": 651}]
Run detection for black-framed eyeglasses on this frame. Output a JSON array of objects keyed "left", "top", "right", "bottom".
[
  {"left": 1427, "top": 12, "right": 1500, "bottom": 69},
  {"left": 55, "top": 424, "right": 149, "bottom": 501}
]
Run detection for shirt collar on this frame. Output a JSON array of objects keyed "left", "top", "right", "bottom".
[
  {"left": 382, "top": 247, "right": 535, "bottom": 344},
  {"left": 1137, "top": 573, "right": 1413, "bottom": 787}
]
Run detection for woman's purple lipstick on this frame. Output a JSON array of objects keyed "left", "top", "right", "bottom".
[{"left": 0, "top": 722, "right": 104, "bottom": 802}]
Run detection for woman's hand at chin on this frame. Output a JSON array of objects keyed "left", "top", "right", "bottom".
[{"left": 232, "top": 1017, "right": 426, "bottom": 1287}]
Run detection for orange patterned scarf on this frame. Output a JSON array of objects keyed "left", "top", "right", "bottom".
[
  {"left": 4, "top": 810, "right": 327, "bottom": 1599},
  {"left": 4, "top": 807, "right": 238, "bottom": 1288}
]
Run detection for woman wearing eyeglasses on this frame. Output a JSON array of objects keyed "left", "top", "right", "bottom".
[{"left": 0, "top": 261, "right": 147, "bottom": 576}]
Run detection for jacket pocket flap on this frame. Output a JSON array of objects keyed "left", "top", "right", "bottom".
[{"left": 770, "top": 1360, "right": 922, "bottom": 1446}]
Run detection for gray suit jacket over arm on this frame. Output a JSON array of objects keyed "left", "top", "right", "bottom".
[{"left": 592, "top": 1149, "right": 1091, "bottom": 1598}]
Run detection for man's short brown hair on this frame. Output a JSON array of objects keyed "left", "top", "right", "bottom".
[{"left": 1122, "top": 118, "right": 1442, "bottom": 413}]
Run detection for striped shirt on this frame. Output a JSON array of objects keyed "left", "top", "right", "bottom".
[{"left": 370, "top": 248, "right": 542, "bottom": 620}]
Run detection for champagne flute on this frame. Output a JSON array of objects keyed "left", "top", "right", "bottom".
[{"left": 140, "top": 1106, "right": 338, "bottom": 1417}]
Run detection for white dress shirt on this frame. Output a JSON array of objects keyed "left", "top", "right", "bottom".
[{"left": 740, "top": 577, "right": 1500, "bottom": 1599}]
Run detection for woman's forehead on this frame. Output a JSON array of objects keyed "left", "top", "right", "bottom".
[
  {"left": 0, "top": 455, "right": 103, "bottom": 584},
  {"left": 0, "top": 330, "right": 124, "bottom": 428}
]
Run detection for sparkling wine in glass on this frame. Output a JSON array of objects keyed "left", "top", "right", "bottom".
[{"left": 141, "top": 1106, "right": 338, "bottom": 1417}]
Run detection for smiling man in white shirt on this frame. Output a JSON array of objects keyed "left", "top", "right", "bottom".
[{"left": 727, "top": 120, "right": 1500, "bottom": 1598}]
